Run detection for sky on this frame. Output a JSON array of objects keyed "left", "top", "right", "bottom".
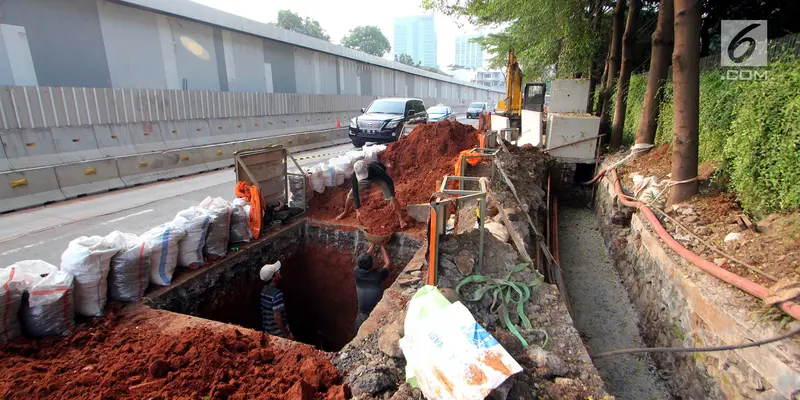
[{"left": 190, "top": 0, "right": 487, "bottom": 70}]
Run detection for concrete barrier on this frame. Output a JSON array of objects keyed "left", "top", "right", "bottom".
[
  {"left": 162, "top": 148, "right": 209, "bottom": 178},
  {"left": 158, "top": 120, "right": 193, "bottom": 149},
  {"left": 201, "top": 143, "right": 235, "bottom": 170},
  {"left": 0, "top": 144, "right": 11, "bottom": 172},
  {"left": 115, "top": 152, "right": 168, "bottom": 186},
  {"left": 94, "top": 124, "right": 138, "bottom": 157},
  {"left": 54, "top": 158, "right": 125, "bottom": 199},
  {"left": 51, "top": 126, "right": 105, "bottom": 163},
  {"left": 129, "top": 121, "right": 167, "bottom": 153},
  {"left": 0, "top": 128, "right": 62, "bottom": 169},
  {"left": 186, "top": 120, "right": 214, "bottom": 146},
  {"left": 0, "top": 166, "right": 65, "bottom": 213}
]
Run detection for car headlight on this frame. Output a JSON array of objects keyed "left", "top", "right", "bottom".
[
  {"left": 384, "top": 120, "right": 400, "bottom": 129},
  {"left": 349, "top": 118, "right": 357, "bottom": 128}
]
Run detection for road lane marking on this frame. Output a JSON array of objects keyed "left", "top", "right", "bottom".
[{"left": 103, "top": 209, "right": 155, "bottom": 224}]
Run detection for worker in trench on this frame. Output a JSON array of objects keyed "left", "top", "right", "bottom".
[
  {"left": 260, "top": 262, "right": 293, "bottom": 339},
  {"left": 354, "top": 244, "right": 392, "bottom": 333},
  {"left": 336, "top": 160, "right": 407, "bottom": 229}
]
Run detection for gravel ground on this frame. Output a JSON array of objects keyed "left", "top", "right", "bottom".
[{"left": 558, "top": 206, "right": 671, "bottom": 400}]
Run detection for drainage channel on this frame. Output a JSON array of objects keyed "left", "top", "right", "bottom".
[{"left": 557, "top": 205, "right": 671, "bottom": 399}]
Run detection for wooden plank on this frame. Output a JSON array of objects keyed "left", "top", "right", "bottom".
[{"left": 485, "top": 188, "right": 533, "bottom": 265}]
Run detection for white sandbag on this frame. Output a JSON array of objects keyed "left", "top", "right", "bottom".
[
  {"left": 105, "top": 231, "right": 151, "bottom": 302},
  {"left": 310, "top": 164, "right": 326, "bottom": 194},
  {"left": 346, "top": 150, "right": 365, "bottom": 162},
  {"left": 172, "top": 207, "right": 212, "bottom": 269},
  {"left": 0, "top": 266, "right": 27, "bottom": 340},
  {"left": 323, "top": 164, "right": 344, "bottom": 187},
  {"left": 230, "top": 198, "right": 251, "bottom": 244},
  {"left": 141, "top": 224, "right": 186, "bottom": 286},
  {"left": 485, "top": 221, "right": 510, "bottom": 243},
  {"left": 199, "top": 197, "right": 232, "bottom": 258},
  {"left": 364, "top": 144, "right": 387, "bottom": 163},
  {"left": 13, "top": 260, "right": 74, "bottom": 337},
  {"left": 330, "top": 156, "right": 354, "bottom": 178},
  {"left": 60, "top": 236, "right": 122, "bottom": 317}
]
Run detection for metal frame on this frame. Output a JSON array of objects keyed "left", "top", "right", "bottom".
[
  {"left": 457, "top": 148, "right": 500, "bottom": 190},
  {"left": 285, "top": 151, "right": 308, "bottom": 218},
  {"left": 233, "top": 145, "right": 308, "bottom": 220},
  {"left": 428, "top": 176, "right": 488, "bottom": 286}
]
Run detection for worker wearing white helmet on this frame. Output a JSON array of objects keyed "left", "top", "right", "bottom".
[
  {"left": 336, "top": 159, "right": 407, "bottom": 229},
  {"left": 260, "top": 262, "right": 292, "bottom": 339}
]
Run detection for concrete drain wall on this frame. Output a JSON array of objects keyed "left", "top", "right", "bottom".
[{"left": 147, "top": 219, "right": 422, "bottom": 352}]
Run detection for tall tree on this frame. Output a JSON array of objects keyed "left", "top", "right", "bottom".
[
  {"left": 635, "top": 0, "right": 674, "bottom": 150},
  {"left": 423, "top": 0, "right": 598, "bottom": 80},
  {"left": 669, "top": 0, "right": 701, "bottom": 204},
  {"left": 276, "top": 10, "right": 330, "bottom": 41},
  {"left": 587, "top": 0, "right": 608, "bottom": 114},
  {"left": 341, "top": 26, "right": 392, "bottom": 57},
  {"left": 599, "top": 0, "right": 626, "bottom": 135},
  {"left": 609, "top": 0, "right": 641, "bottom": 149}
]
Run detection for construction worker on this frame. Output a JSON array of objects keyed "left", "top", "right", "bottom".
[
  {"left": 336, "top": 160, "right": 407, "bottom": 229},
  {"left": 354, "top": 244, "right": 391, "bottom": 333},
  {"left": 260, "top": 262, "right": 293, "bottom": 339}
]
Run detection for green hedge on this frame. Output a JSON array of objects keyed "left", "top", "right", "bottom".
[{"left": 644, "top": 60, "right": 800, "bottom": 213}]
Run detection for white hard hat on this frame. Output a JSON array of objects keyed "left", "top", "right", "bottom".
[
  {"left": 354, "top": 160, "right": 369, "bottom": 181},
  {"left": 260, "top": 261, "right": 282, "bottom": 281}
]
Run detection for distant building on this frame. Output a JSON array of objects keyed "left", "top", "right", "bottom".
[
  {"left": 473, "top": 70, "right": 504, "bottom": 91},
  {"left": 454, "top": 34, "right": 483, "bottom": 69},
  {"left": 393, "top": 15, "right": 437, "bottom": 68}
]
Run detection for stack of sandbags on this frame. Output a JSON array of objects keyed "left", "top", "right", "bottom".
[
  {"left": 230, "top": 198, "right": 252, "bottom": 244},
  {"left": 141, "top": 224, "right": 186, "bottom": 286},
  {"left": 13, "top": 260, "right": 74, "bottom": 337},
  {"left": 105, "top": 231, "right": 151, "bottom": 302},
  {"left": 60, "top": 236, "right": 123, "bottom": 317}
]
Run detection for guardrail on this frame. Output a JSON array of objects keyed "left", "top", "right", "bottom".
[{"left": 0, "top": 127, "right": 349, "bottom": 213}]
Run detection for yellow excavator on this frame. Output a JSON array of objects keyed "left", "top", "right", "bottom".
[{"left": 495, "top": 49, "right": 546, "bottom": 130}]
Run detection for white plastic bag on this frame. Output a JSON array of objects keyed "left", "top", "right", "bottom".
[
  {"left": 0, "top": 266, "right": 27, "bottom": 340},
  {"left": 13, "top": 260, "right": 74, "bottom": 337},
  {"left": 105, "top": 231, "right": 151, "bottom": 302},
  {"left": 141, "top": 224, "right": 186, "bottom": 286},
  {"left": 60, "top": 236, "right": 122, "bottom": 317},
  {"left": 400, "top": 286, "right": 522, "bottom": 400},
  {"left": 230, "top": 198, "right": 251, "bottom": 244},
  {"left": 173, "top": 207, "right": 212, "bottom": 269},
  {"left": 199, "top": 197, "right": 232, "bottom": 258},
  {"left": 330, "top": 156, "right": 355, "bottom": 179}
]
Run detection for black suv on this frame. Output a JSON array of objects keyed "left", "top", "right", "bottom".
[{"left": 348, "top": 98, "right": 428, "bottom": 147}]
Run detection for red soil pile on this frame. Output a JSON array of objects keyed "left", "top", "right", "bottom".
[
  {"left": 308, "top": 120, "right": 479, "bottom": 235},
  {"left": 0, "top": 312, "right": 344, "bottom": 399}
]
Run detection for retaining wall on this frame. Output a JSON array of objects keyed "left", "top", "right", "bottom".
[
  {"left": 595, "top": 175, "right": 800, "bottom": 399},
  {"left": 0, "top": 85, "right": 476, "bottom": 213}
]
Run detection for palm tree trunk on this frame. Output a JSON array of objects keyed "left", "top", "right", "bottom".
[
  {"left": 635, "top": 0, "right": 674, "bottom": 151},
  {"left": 599, "top": 0, "right": 626, "bottom": 135},
  {"left": 609, "top": 0, "right": 641, "bottom": 150},
  {"left": 669, "top": 0, "right": 701, "bottom": 204}
]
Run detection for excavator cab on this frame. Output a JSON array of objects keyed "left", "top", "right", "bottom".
[{"left": 523, "top": 83, "right": 546, "bottom": 112}]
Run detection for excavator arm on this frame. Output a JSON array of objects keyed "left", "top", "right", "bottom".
[{"left": 497, "top": 49, "right": 523, "bottom": 119}]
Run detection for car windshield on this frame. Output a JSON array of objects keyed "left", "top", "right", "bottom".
[
  {"left": 469, "top": 102, "right": 484, "bottom": 108},
  {"left": 366, "top": 100, "right": 406, "bottom": 114},
  {"left": 427, "top": 106, "right": 447, "bottom": 115}
]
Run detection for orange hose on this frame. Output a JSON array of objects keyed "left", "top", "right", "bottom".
[{"left": 607, "top": 169, "right": 800, "bottom": 320}]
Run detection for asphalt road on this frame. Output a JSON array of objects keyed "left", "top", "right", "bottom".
[{"left": 0, "top": 116, "right": 478, "bottom": 266}]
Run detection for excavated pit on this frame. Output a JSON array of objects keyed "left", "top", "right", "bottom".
[{"left": 149, "top": 221, "right": 422, "bottom": 352}]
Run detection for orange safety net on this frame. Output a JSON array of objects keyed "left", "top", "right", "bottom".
[
  {"left": 235, "top": 181, "right": 265, "bottom": 239},
  {"left": 454, "top": 148, "right": 483, "bottom": 176}
]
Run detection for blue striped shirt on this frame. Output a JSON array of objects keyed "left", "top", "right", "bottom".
[{"left": 261, "top": 285, "right": 287, "bottom": 336}]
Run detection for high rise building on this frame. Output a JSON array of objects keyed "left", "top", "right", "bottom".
[
  {"left": 393, "top": 15, "right": 437, "bottom": 68},
  {"left": 455, "top": 34, "right": 483, "bottom": 69}
]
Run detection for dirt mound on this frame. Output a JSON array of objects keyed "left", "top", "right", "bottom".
[
  {"left": 0, "top": 312, "right": 344, "bottom": 399},
  {"left": 308, "top": 120, "right": 479, "bottom": 235}
]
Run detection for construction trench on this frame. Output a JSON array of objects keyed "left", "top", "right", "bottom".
[{"left": 1, "top": 119, "right": 798, "bottom": 399}]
